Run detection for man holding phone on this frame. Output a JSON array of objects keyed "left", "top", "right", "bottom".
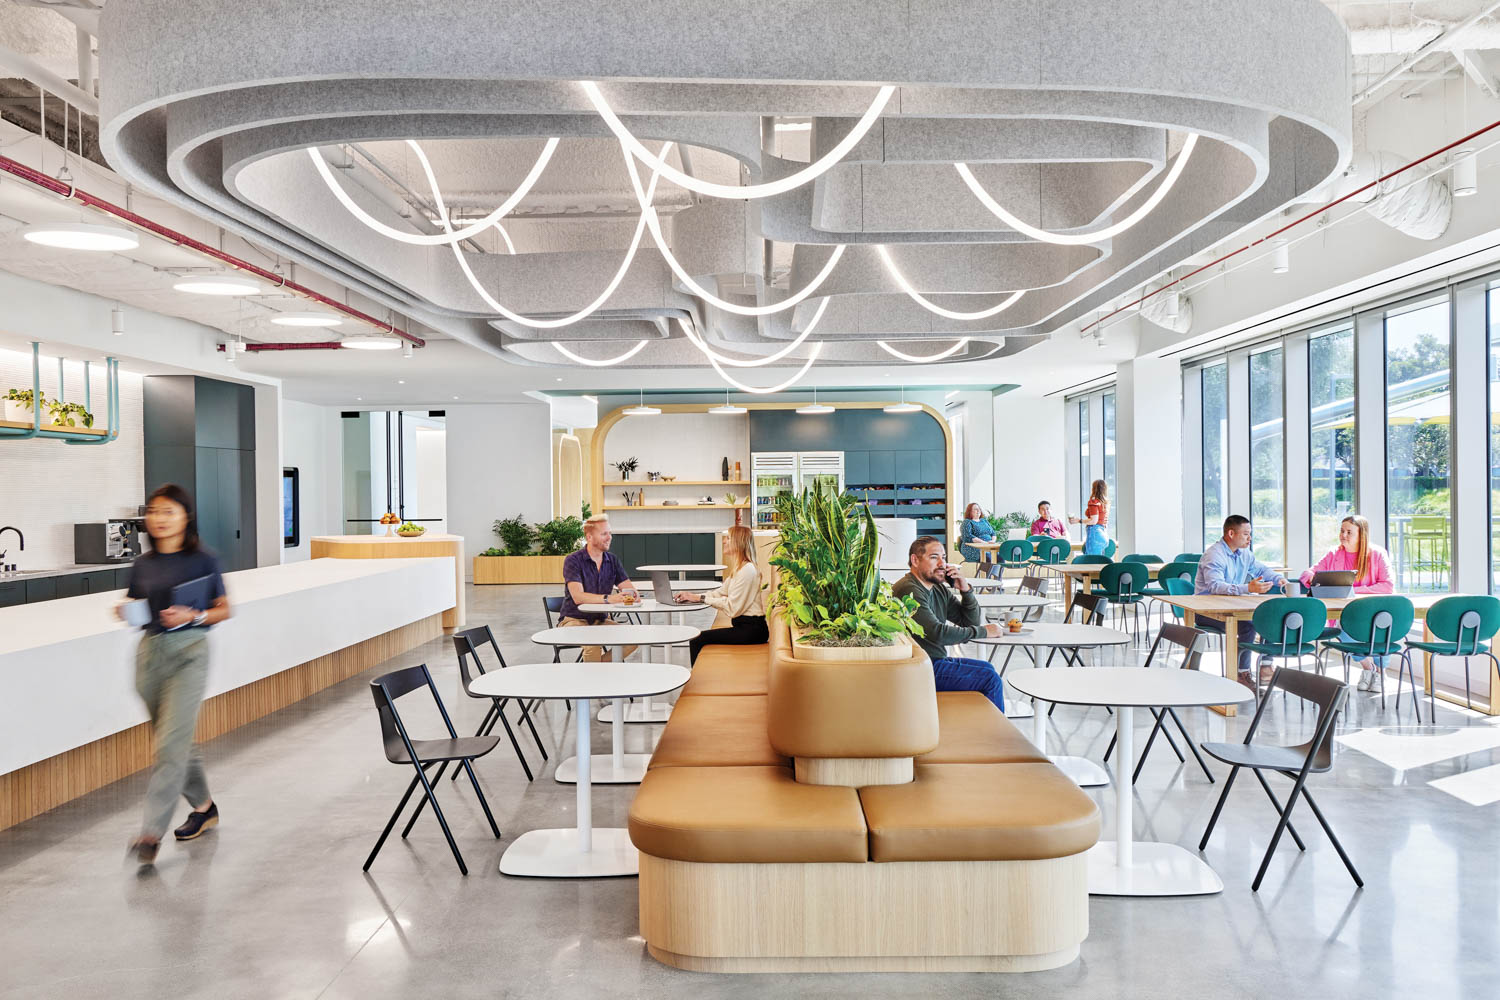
[
  {"left": 892, "top": 536, "right": 1006, "bottom": 710},
  {"left": 1195, "top": 514, "right": 1287, "bottom": 682}
]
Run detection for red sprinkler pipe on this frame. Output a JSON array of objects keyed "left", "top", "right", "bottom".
[
  {"left": 240, "top": 342, "right": 345, "bottom": 351},
  {"left": 1082, "top": 116, "right": 1500, "bottom": 333},
  {"left": 0, "top": 152, "right": 424, "bottom": 347}
]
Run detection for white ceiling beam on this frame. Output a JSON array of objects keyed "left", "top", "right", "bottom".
[
  {"left": 1456, "top": 49, "right": 1500, "bottom": 99},
  {"left": 1352, "top": 0, "right": 1500, "bottom": 105}
]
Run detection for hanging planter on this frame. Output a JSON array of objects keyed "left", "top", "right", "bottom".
[
  {"left": 2, "top": 390, "right": 45, "bottom": 423},
  {"left": 0, "top": 343, "right": 118, "bottom": 445}
]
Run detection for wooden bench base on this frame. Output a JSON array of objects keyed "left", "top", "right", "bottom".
[{"left": 639, "top": 852, "right": 1087, "bottom": 973}]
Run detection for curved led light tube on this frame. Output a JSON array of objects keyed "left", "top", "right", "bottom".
[
  {"left": 620, "top": 147, "right": 844, "bottom": 317},
  {"left": 679, "top": 298, "right": 830, "bottom": 371},
  {"left": 876, "top": 338, "right": 971, "bottom": 362},
  {"left": 677, "top": 318, "right": 821, "bottom": 394},
  {"left": 582, "top": 80, "right": 895, "bottom": 200},
  {"left": 955, "top": 133, "right": 1200, "bottom": 246},
  {"left": 308, "top": 138, "right": 558, "bottom": 245},
  {"left": 548, "top": 339, "right": 649, "bottom": 366},
  {"left": 413, "top": 138, "right": 667, "bottom": 329},
  {"left": 874, "top": 245, "right": 1024, "bottom": 321}
]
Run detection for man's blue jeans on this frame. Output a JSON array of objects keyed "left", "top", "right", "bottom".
[{"left": 932, "top": 656, "right": 1006, "bottom": 711}]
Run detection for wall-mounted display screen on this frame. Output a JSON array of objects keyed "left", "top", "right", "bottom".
[{"left": 283, "top": 467, "right": 300, "bottom": 547}]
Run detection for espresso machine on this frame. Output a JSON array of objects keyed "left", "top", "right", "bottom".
[{"left": 74, "top": 519, "right": 145, "bottom": 564}]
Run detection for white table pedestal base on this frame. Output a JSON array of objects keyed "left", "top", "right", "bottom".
[
  {"left": 1085, "top": 842, "right": 1225, "bottom": 896},
  {"left": 597, "top": 700, "right": 673, "bottom": 723},
  {"left": 553, "top": 753, "right": 650, "bottom": 784},
  {"left": 1049, "top": 754, "right": 1110, "bottom": 787},
  {"left": 498, "top": 828, "right": 639, "bottom": 878}
]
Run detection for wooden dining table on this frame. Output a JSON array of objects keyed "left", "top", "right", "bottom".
[
  {"left": 1155, "top": 591, "right": 1448, "bottom": 716},
  {"left": 1052, "top": 562, "right": 1164, "bottom": 618}
]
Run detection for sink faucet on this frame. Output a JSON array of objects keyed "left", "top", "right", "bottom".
[{"left": 0, "top": 526, "right": 20, "bottom": 571}]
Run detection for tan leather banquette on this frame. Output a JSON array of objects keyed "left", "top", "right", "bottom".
[{"left": 628, "top": 613, "right": 1100, "bottom": 973}]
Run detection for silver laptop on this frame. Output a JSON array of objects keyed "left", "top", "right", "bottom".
[
  {"left": 649, "top": 569, "right": 674, "bottom": 604},
  {"left": 1309, "top": 570, "right": 1355, "bottom": 599}
]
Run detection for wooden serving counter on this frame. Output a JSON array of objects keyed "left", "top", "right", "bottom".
[{"left": 310, "top": 533, "right": 465, "bottom": 630}]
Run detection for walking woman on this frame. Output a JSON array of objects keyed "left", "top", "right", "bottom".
[
  {"left": 1070, "top": 479, "right": 1111, "bottom": 555},
  {"left": 118, "top": 484, "right": 230, "bottom": 864},
  {"left": 957, "top": 502, "right": 997, "bottom": 564},
  {"left": 1300, "top": 514, "right": 1394, "bottom": 691},
  {"left": 677, "top": 524, "right": 767, "bottom": 663}
]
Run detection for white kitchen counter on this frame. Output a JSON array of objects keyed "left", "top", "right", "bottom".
[{"left": 0, "top": 556, "right": 455, "bottom": 775}]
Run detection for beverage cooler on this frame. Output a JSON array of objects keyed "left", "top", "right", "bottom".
[{"left": 751, "top": 452, "right": 845, "bottom": 527}]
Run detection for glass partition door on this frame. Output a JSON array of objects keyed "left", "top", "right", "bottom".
[{"left": 342, "top": 410, "right": 448, "bottom": 534}]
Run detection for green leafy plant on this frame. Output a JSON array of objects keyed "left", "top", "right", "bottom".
[
  {"left": 581, "top": 500, "right": 592, "bottom": 519},
  {"left": 44, "top": 399, "right": 93, "bottom": 428},
  {"left": 535, "top": 515, "right": 585, "bottom": 556},
  {"left": 4, "top": 388, "right": 45, "bottom": 407},
  {"left": 479, "top": 547, "right": 505, "bottom": 557},
  {"left": 492, "top": 515, "right": 535, "bottom": 555},
  {"left": 1003, "top": 510, "right": 1030, "bottom": 530},
  {"left": 985, "top": 514, "right": 1005, "bottom": 534},
  {"left": 769, "top": 489, "right": 923, "bottom": 647}
]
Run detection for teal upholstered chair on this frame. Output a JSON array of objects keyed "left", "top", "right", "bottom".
[
  {"left": 1095, "top": 561, "right": 1151, "bottom": 640},
  {"left": 998, "top": 539, "right": 1034, "bottom": 574},
  {"left": 1174, "top": 552, "right": 1202, "bottom": 563},
  {"left": 1319, "top": 595, "right": 1417, "bottom": 717},
  {"left": 1122, "top": 553, "right": 1163, "bottom": 565},
  {"left": 1239, "top": 597, "right": 1328, "bottom": 699},
  {"left": 1072, "top": 554, "right": 1111, "bottom": 565},
  {"left": 1404, "top": 595, "right": 1500, "bottom": 717}
]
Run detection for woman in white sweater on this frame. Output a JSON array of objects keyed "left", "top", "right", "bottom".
[{"left": 677, "top": 524, "right": 767, "bottom": 663}]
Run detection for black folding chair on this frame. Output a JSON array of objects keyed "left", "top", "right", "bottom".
[
  {"left": 542, "top": 596, "right": 584, "bottom": 663},
  {"left": 1102, "top": 623, "right": 1216, "bottom": 784},
  {"left": 449, "top": 625, "right": 547, "bottom": 783},
  {"left": 1198, "top": 668, "right": 1361, "bottom": 892},
  {"left": 364, "top": 663, "right": 502, "bottom": 876}
]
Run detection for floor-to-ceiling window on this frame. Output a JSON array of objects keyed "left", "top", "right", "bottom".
[
  {"left": 1201, "top": 362, "right": 1228, "bottom": 547},
  {"left": 1249, "top": 346, "right": 1285, "bottom": 565},
  {"left": 1385, "top": 295, "right": 1451, "bottom": 592},
  {"left": 1102, "top": 391, "right": 1118, "bottom": 540},
  {"left": 341, "top": 410, "right": 448, "bottom": 534},
  {"left": 1309, "top": 325, "right": 1355, "bottom": 556},
  {"left": 1490, "top": 285, "right": 1500, "bottom": 591},
  {"left": 1078, "top": 397, "right": 1090, "bottom": 515}
]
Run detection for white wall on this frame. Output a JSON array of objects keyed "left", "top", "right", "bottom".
[
  {"left": 0, "top": 346, "right": 144, "bottom": 570},
  {"left": 602, "top": 410, "right": 751, "bottom": 533},
  {"left": 1115, "top": 356, "right": 1184, "bottom": 557},
  {"left": 948, "top": 391, "right": 994, "bottom": 514},
  {"left": 992, "top": 391, "right": 1067, "bottom": 521},
  {"left": 280, "top": 399, "right": 343, "bottom": 562},
  {"left": 445, "top": 401, "right": 552, "bottom": 575}
]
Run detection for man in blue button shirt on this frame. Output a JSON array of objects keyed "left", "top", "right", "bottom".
[{"left": 1194, "top": 514, "right": 1287, "bottom": 681}]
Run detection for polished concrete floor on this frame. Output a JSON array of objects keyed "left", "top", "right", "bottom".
[{"left": 2, "top": 582, "right": 1498, "bottom": 999}]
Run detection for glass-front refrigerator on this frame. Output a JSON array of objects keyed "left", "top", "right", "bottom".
[
  {"left": 796, "top": 451, "right": 845, "bottom": 497},
  {"left": 752, "top": 452, "right": 797, "bottom": 527}
]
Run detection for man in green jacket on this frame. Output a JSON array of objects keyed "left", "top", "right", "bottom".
[{"left": 891, "top": 536, "right": 1006, "bottom": 710}]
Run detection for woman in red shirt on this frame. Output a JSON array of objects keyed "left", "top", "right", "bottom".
[{"left": 1069, "top": 480, "right": 1110, "bottom": 555}]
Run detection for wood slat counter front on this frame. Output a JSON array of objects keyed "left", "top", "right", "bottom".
[
  {"left": 311, "top": 534, "right": 465, "bottom": 630},
  {"left": 0, "top": 556, "right": 455, "bottom": 830}
]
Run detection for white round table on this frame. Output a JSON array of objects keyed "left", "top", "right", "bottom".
[
  {"left": 1003, "top": 667, "right": 1254, "bottom": 897},
  {"left": 637, "top": 562, "right": 725, "bottom": 580},
  {"left": 969, "top": 624, "right": 1132, "bottom": 777},
  {"left": 532, "top": 622, "right": 698, "bottom": 738},
  {"left": 643, "top": 579, "right": 722, "bottom": 595},
  {"left": 975, "top": 593, "right": 1051, "bottom": 613},
  {"left": 575, "top": 602, "right": 709, "bottom": 724},
  {"left": 469, "top": 662, "right": 689, "bottom": 878}
]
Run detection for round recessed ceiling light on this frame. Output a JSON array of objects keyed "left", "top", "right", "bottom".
[
  {"left": 270, "top": 310, "right": 342, "bottom": 328},
  {"left": 173, "top": 273, "right": 265, "bottom": 296},
  {"left": 340, "top": 335, "right": 401, "bottom": 350},
  {"left": 22, "top": 222, "right": 139, "bottom": 252}
]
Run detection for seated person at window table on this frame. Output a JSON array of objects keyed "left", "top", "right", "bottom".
[
  {"left": 892, "top": 536, "right": 1006, "bottom": 710},
  {"left": 1030, "top": 500, "right": 1068, "bottom": 539},
  {"left": 957, "top": 502, "right": 996, "bottom": 564},
  {"left": 1300, "top": 514, "right": 1393, "bottom": 692},
  {"left": 556, "top": 514, "right": 639, "bottom": 662},
  {"left": 1194, "top": 514, "right": 1287, "bottom": 683}
]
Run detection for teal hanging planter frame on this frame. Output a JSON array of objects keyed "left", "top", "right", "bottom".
[{"left": 0, "top": 342, "right": 119, "bottom": 445}]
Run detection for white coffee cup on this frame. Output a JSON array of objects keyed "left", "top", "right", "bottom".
[{"left": 121, "top": 599, "right": 151, "bottom": 626}]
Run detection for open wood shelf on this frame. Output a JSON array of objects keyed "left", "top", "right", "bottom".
[
  {"left": 602, "top": 480, "right": 750, "bottom": 487},
  {"left": 0, "top": 419, "right": 108, "bottom": 437},
  {"left": 604, "top": 503, "right": 751, "bottom": 511}
]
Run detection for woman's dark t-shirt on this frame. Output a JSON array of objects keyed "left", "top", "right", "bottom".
[{"left": 125, "top": 548, "right": 227, "bottom": 635}]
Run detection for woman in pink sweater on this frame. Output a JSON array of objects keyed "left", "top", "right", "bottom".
[{"left": 1300, "top": 515, "right": 1394, "bottom": 690}]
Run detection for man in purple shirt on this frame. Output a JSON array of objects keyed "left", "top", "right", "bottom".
[
  {"left": 558, "top": 515, "right": 639, "bottom": 662},
  {"left": 1029, "top": 501, "right": 1068, "bottom": 539}
]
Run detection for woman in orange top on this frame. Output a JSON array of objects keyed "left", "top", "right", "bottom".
[{"left": 1069, "top": 479, "right": 1110, "bottom": 555}]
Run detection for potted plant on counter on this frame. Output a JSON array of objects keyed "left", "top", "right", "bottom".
[{"left": 769, "top": 489, "right": 923, "bottom": 661}]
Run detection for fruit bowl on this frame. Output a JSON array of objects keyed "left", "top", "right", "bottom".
[{"left": 396, "top": 522, "right": 426, "bottom": 537}]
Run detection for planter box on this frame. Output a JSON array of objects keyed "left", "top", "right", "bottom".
[
  {"left": 473, "top": 554, "right": 568, "bottom": 585},
  {"left": 2, "top": 400, "right": 43, "bottom": 423},
  {"left": 789, "top": 623, "right": 914, "bottom": 662}
]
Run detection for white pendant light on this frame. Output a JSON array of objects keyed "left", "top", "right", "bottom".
[
  {"left": 1453, "top": 149, "right": 1478, "bottom": 197},
  {"left": 623, "top": 389, "right": 660, "bottom": 416},
  {"left": 174, "top": 273, "right": 265, "bottom": 296},
  {"left": 1271, "top": 239, "right": 1290, "bottom": 274},
  {"left": 796, "top": 387, "right": 834, "bottom": 415},
  {"left": 340, "top": 334, "right": 401, "bottom": 350},
  {"left": 271, "top": 310, "right": 342, "bottom": 328},
  {"left": 111, "top": 306, "right": 125, "bottom": 336},
  {"left": 22, "top": 222, "right": 139, "bottom": 252},
  {"left": 402, "top": 340, "right": 414, "bottom": 359},
  {"left": 884, "top": 386, "right": 922, "bottom": 414},
  {"left": 708, "top": 390, "right": 747, "bottom": 415}
]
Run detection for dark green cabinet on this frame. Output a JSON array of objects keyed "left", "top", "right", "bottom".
[
  {"left": 867, "top": 450, "right": 895, "bottom": 484},
  {"left": 0, "top": 581, "right": 22, "bottom": 608},
  {"left": 614, "top": 533, "right": 717, "bottom": 579},
  {"left": 845, "top": 450, "right": 870, "bottom": 485},
  {"left": 55, "top": 574, "right": 85, "bottom": 599},
  {"left": 24, "top": 577, "right": 57, "bottom": 602}
]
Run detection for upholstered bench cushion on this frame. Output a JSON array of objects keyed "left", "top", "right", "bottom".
[
  {"left": 918, "top": 692, "right": 1049, "bottom": 764},
  {"left": 680, "top": 644, "right": 769, "bottom": 696},
  {"left": 648, "top": 695, "right": 788, "bottom": 769},
  {"left": 630, "top": 765, "right": 868, "bottom": 863},
  {"left": 859, "top": 763, "right": 1100, "bottom": 862}
]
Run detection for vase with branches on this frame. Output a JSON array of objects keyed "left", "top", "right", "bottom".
[{"left": 612, "top": 457, "right": 639, "bottom": 481}]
